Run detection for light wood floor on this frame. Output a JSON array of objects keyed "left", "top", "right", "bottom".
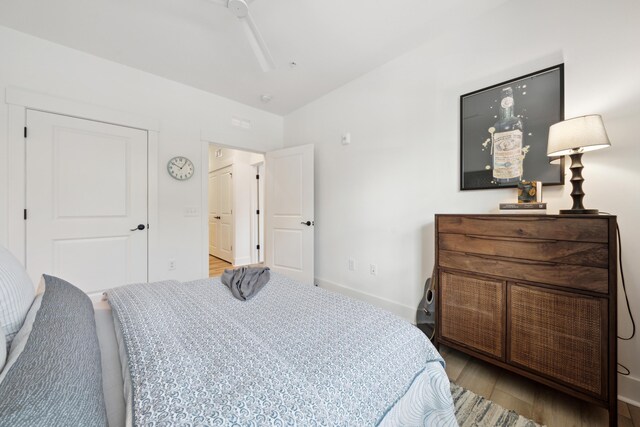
[
  {"left": 441, "top": 345, "right": 640, "bottom": 426},
  {"left": 209, "top": 255, "right": 232, "bottom": 277}
]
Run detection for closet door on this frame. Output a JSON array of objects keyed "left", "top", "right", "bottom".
[
  {"left": 209, "top": 165, "right": 234, "bottom": 263},
  {"left": 25, "top": 110, "right": 148, "bottom": 293},
  {"left": 208, "top": 172, "right": 219, "bottom": 256}
]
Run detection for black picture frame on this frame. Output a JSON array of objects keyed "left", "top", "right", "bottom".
[{"left": 460, "top": 64, "right": 565, "bottom": 191}]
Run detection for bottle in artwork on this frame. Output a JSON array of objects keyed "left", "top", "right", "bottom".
[{"left": 492, "top": 87, "right": 523, "bottom": 184}]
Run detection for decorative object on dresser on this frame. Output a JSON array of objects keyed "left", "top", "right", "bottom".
[
  {"left": 517, "top": 180, "right": 542, "bottom": 203},
  {"left": 547, "top": 114, "right": 611, "bottom": 214},
  {"left": 434, "top": 214, "right": 618, "bottom": 426},
  {"left": 498, "top": 202, "right": 547, "bottom": 215},
  {"left": 460, "top": 64, "right": 564, "bottom": 190}
]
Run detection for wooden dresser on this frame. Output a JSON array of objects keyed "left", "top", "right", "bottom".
[{"left": 434, "top": 214, "right": 617, "bottom": 425}]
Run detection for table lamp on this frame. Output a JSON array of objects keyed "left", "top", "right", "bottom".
[{"left": 547, "top": 115, "right": 611, "bottom": 214}]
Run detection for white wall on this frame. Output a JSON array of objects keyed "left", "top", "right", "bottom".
[
  {"left": 284, "top": 0, "right": 640, "bottom": 403},
  {"left": 0, "top": 25, "right": 283, "bottom": 282}
]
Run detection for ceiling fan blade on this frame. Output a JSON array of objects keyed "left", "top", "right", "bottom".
[{"left": 240, "top": 12, "right": 275, "bottom": 72}]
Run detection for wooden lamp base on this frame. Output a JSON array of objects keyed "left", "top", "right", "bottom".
[{"left": 560, "top": 152, "right": 599, "bottom": 215}]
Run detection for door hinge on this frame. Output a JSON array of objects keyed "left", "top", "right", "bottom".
[
  {"left": 256, "top": 209, "right": 260, "bottom": 215},
  {"left": 256, "top": 174, "right": 260, "bottom": 180},
  {"left": 256, "top": 244, "right": 260, "bottom": 250},
  {"left": 23, "top": 209, "right": 27, "bottom": 220},
  {"left": 24, "top": 127, "right": 27, "bottom": 138}
]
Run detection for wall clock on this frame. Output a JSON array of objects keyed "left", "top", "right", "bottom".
[{"left": 167, "top": 156, "right": 194, "bottom": 181}]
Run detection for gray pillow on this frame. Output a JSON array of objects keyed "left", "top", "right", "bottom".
[
  {"left": 0, "top": 321, "right": 5, "bottom": 372},
  {"left": 0, "top": 275, "right": 107, "bottom": 426},
  {"left": 0, "top": 246, "right": 35, "bottom": 348}
]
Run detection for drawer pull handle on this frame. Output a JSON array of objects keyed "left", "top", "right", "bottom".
[
  {"left": 465, "top": 234, "right": 559, "bottom": 244},
  {"left": 474, "top": 216, "right": 559, "bottom": 222},
  {"left": 466, "top": 252, "right": 558, "bottom": 267}
]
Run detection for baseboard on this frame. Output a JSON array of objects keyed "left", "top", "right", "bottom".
[
  {"left": 314, "top": 277, "right": 416, "bottom": 323},
  {"left": 619, "top": 374, "right": 640, "bottom": 407}
]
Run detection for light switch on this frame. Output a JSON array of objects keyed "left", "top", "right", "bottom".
[{"left": 184, "top": 206, "right": 199, "bottom": 217}]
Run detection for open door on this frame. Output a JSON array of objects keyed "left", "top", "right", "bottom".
[{"left": 265, "top": 144, "right": 314, "bottom": 285}]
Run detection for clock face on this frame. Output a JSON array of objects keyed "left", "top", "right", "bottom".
[{"left": 167, "top": 156, "right": 194, "bottom": 180}]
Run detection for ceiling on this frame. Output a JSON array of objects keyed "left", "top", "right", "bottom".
[{"left": 0, "top": 0, "right": 510, "bottom": 115}]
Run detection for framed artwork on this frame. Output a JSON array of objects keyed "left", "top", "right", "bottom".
[{"left": 460, "top": 64, "right": 564, "bottom": 190}]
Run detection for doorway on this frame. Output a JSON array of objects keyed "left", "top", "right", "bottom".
[{"left": 208, "top": 145, "right": 265, "bottom": 276}]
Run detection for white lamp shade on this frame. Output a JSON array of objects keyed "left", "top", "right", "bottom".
[{"left": 547, "top": 114, "right": 611, "bottom": 156}]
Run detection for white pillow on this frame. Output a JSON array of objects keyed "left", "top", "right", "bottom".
[
  {"left": 0, "top": 246, "right": 35, "bottom": 348},
  {"left": 0, "top": 291, "right": 44, "bottom": 384}
]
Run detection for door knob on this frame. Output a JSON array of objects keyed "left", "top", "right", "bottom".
[
  {"left": 130, "top": 224, "right": 146, "bottom": 231},
  {"left": 214, "top": 216, "right": 221, "bottom": 219},
  {"left": 301, "top": 221, "right": 313, "bottom": 226}
]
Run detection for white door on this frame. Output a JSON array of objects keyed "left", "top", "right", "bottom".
[
  {"left": 265, "top": 144, "right": 314, "bottom": 284},
  {"left": 25, "top": 110, "right": 148, "bottom": 294},
  {"left": 208, "top": 172, "right": 219, "bottom": 256},
  {"left": 209, "top": 166, "right": 234, "bottom": 263}
]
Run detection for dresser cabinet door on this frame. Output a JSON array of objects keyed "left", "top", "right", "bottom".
[
  {"left": 440, "top": 271, "right": 505, "bottom": 359},
  {"left": 508, "top": 283, "right": 608, "bottom": 399}
]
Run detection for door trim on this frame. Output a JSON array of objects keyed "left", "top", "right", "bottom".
[
  {"left": 6, "top": 87, "right": 160, "bottom": 131},
  {"left": 5, "top": 88, "right": 158, "bottom": 286}
]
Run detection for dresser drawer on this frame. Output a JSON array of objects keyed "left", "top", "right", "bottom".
[
  {"left": 439, "top": 250, "right": 609, "bottom": 293},
  {"left": 437, "top": 216, "right": 608, "bottom": 243},
  {"left": 439, "top": 233, "right": 608, "bottom": 268}
]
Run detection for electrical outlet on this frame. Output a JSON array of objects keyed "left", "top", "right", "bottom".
[
  {"left": 369, "top": 264, "right": 377, "bottom": 276},
  {"left": 348, "top": 258, "right": 356, "bottom": 271},
  {"left": 168, "top": 258, "right": 176, "bottom": 270}
]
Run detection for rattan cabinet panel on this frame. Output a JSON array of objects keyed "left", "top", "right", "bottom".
[
  {"left": 509, "top": 284, "right": 606, "bottom": 397},
  {"left": 440, "top": 272, "right": 504, "bottom": 358},
  {"left": 435, "top": 214, "right": 617, "bottom": 425}
]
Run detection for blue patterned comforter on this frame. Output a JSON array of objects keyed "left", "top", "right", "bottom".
[{"left": 108, "top": 273, "right": 456, "bottom": 426}]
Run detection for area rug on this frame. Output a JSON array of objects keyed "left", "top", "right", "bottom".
[{"left": 451, "top": 383, "right": 543, "bottom": 427}]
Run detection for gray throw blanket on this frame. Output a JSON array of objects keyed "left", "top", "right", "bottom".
[{"left": 221, "top": 266, "right": 271, "bottom": 300}]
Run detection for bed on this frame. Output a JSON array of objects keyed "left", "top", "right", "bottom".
[
  {"left": 0, "top": 249, "right": 456, "bottom": 426},
  {"left": 106, "top": 273, "right": 456, "bottom": 426}
]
